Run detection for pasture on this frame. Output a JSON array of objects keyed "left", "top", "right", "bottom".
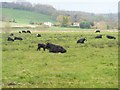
[{"left": 2, "top": 31, "right": 118, "bottom": 88}]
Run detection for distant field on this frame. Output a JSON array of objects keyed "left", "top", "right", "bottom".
[
  {"left": 2, "top": 31, "right": 118, "bottom": 88},
  {"left": 1, "top": 8, "right": 55, "bottom": 24}
]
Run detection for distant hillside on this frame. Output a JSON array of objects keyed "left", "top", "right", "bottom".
[
  {"left": 1, "top": 2, "right": 118, "bottom": 28},
  {"left": 1, "top": 8, "right": 56, "bottom": 24},
  {"left": 1, "top": 2, "right": 57, "bottom": 17}
]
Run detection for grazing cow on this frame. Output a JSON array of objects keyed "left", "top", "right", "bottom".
[
  {"left": 95, "top": 35, "right": 102, "bottom": 38},
  {"left": 106, "top": 35, "right": 116, "bottom": 39},
  {"left": 7, "top": 37, "right": 14, "bottom": 42},
  {"left": 37, "top": 43, "right": 46, "bottom": 51},
  {"left": 36, "top": 34, "right": 41, "bottom": 37},
  {"left": 45, "top": 43, "right": 66, "bottom": 53},
  {"left": 95, "top": 29, "right": 100, "bottom": 33},
  {"left": 14, "top": 37, "right": 23, "bottom": 40},
  {"left": 22, "top": 31, "right": 26, "bottom": 33},
  {"left": 10, "top": 33, "right": 14, "bottom": 36},
  {"left": 27, "top": 30, "right": 31, "bottom": 33},
  {"left": 77, "top": 38, "right": 87, "bottom": 44}
]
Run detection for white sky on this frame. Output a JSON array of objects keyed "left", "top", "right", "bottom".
[{"left": 1, "top": 0, "right": 119, "bottom": 14}]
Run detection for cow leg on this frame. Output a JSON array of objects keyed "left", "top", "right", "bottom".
[
  {"left": 37, "top": 47, "right": 40, "bottom": 51},
  {"left": 43, "top": 47, "right": 46, "bottom": 51},
  {"left": 37, "top": 48, "right": 39, "bottom": 51}
]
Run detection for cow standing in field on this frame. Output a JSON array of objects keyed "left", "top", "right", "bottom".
[
  {"left": 95, "top": 35, "right": 102, "bottom": 38},
  {"left": 14, "top": 37, "right": 23, "bottom": 40},
  {"left": 7, "top": 37, "right": 14, "bottom": 42},
  {"left": 106, "top": 35, "right": 116, "bottom": 39},
  {"left": 37, "top": 43, "right": 46, "bottom": 51},
  {"left": 45, "top": 43, "right": 67, "bottom": 53},
  {"left": 95, "top": 29, "right": 100, "bottom": 33},
  {"left": 77, "top": 38, "right": 87, "bottom": 44}
]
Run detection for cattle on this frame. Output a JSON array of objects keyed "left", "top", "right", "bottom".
[
  {"left": 22, "top": 31, "right": 26, "bottom": 33},
  {"left": 95, "top": 35, "right": 102, "bottom": 38},
  {"left": 45, "top": 43, "right": 67, "bottom": 53},
  {"left": 106, "top": 35, "right": 116, "bottom": 39},
  {"left": 36, "top": 34, "right": 41, "bottom": 37},
  {"left": 77, "top": 38, "right": 87, "bottom": 44},
  {"left": 45, "top": 43, "right": 57, "bottom": 50},
  {"left": 7, "top": 37, "right": 14, "bottom": 42},
  {"left": 49, "top": 46, "right": 67, "bottom": 53},
  {"left": 10, "top": 33, "right": 14, "bottom": 36},
  {"left": 19, "top": 31, "right": 21, "bottom": 33},
  {"left": 37, "top": 43, "right": 46, "bottom": 51},
  {"left": 27, "top": 30, "right": 31, "bottom": 33},
  {"left": 14, "top": 37, "right": 23, "bottom": 40},
  {"left": 95, "top": 29, "right": 100, "bottom": 33}
]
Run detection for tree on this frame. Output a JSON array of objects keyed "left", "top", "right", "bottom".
[
  {"left": 56, "top": 15, "right": 63, "bottom": 23},
  {"left": 61, "top": 16, "right": 70, "bottom": 27},
  {"left": 107, "top": 25, "right": 110, "bottom": 29},
  {"left": 95, "top": 21, "right": 107, "bottom": 29},
  {"left": 90, "top": 22, "right": 94, "bottom": 26},
  {"left": 80, "top": 21, "right": 91, "bottom": 29},
  {"left": 56, "top": 15, "right": 71, "bottom": 27}
]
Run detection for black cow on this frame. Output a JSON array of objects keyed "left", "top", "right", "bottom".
[
  {"left": 27, "top": 30, "right": 31, "bottom": 33},
  {"left": 45, "top": 43, "right": 57, "bottom": 50},
  {"left": 45, "top": 43, "right": 66, "bottom": 53},
  {"left": 36, "top": 34, "right": 41, "bottom": 37},
  {"left": 7, "top": 37, "right": 14, "bottom": 42},
  {"left": 22, "top": 31, "right": 26, "bottom": 33},
  {"left": 19, "top": 31, "right": 21, "bottom": 33},
  {"left": 106, "top": 35, "right": 116, "bottom": 39},
  {"left": 37, "top": 43, "right": 46, "bottom": 51},
  {"left": 95, "top": 29, "right": 100, "bottom": 33},
  {"left": 77, "top": 38, "right": 87, "bottom": 44},
  {"left": 10, "top": 33, "right": 14, "bottom": 36},
  {"left": 49, "top": 46, "right": 66, "bottom": 53},
  {"left": 95, "top": 35, "right": 102, "bottom": 38},
  {"left": 14, "top": 37, "right": 23, "bottom": 40}
]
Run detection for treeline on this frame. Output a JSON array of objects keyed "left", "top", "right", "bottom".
[
  {"left": 1, "top": 2, "right": 57, "bottom": 17},
  {"left": 1, "top": 2, "right": 118, "bottom": 29}
]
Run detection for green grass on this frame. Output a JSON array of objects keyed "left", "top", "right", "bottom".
[
  {"left": 1, "top": 8, "right": 55, "bottom": 24},
  {"left": 2, "top": 31, "right": 118, "bottom": 88}
]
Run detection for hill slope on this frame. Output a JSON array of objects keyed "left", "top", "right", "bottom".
[{"left": 1, "top": 8, "right": 56, "bottom": 24}]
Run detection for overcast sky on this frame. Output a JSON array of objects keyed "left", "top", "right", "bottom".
[{"left": 1, "top": 0, "right": 119, "bottom": 14}]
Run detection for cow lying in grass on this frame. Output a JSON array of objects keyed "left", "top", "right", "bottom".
[
  {"left": 77, "top": 38, "right": 87, "bottom": 44},
  {"left": 7, "top": 37, "right": 14, "bottom": 42},
  {"left": 14, "top": 37, "right": 23, "bottom": 40},
  {"left": 36, "top": 34, "right": 41, "bottom": 37},
  {"left": 45, "top": 43, "right": 67, "bottom": 53},
  {"left": 106, "top": 35, "right": 116, "bottom": 39},
  {"left": 95, "top": 35, "right": 102, "bottom": 39},
  {"left": 27, "top": 30, "right": 31, "bottom": 33},
  {"left": 95, "top": 29, "right": 100, "bottom": 33},
  {"left": 37, "top": 43, "right": 67, "bottom": 53}
]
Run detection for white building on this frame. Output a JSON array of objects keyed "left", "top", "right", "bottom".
[{"left": 43, "top": 22, "right": 53, "bottom": 27}]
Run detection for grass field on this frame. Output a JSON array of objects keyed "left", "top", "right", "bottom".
[
  {"left": 2, "top": 31, "right": 118, "bottom": 88},
  {"left": 1, "top": 8, "right": 55, "bottom": 24}
]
